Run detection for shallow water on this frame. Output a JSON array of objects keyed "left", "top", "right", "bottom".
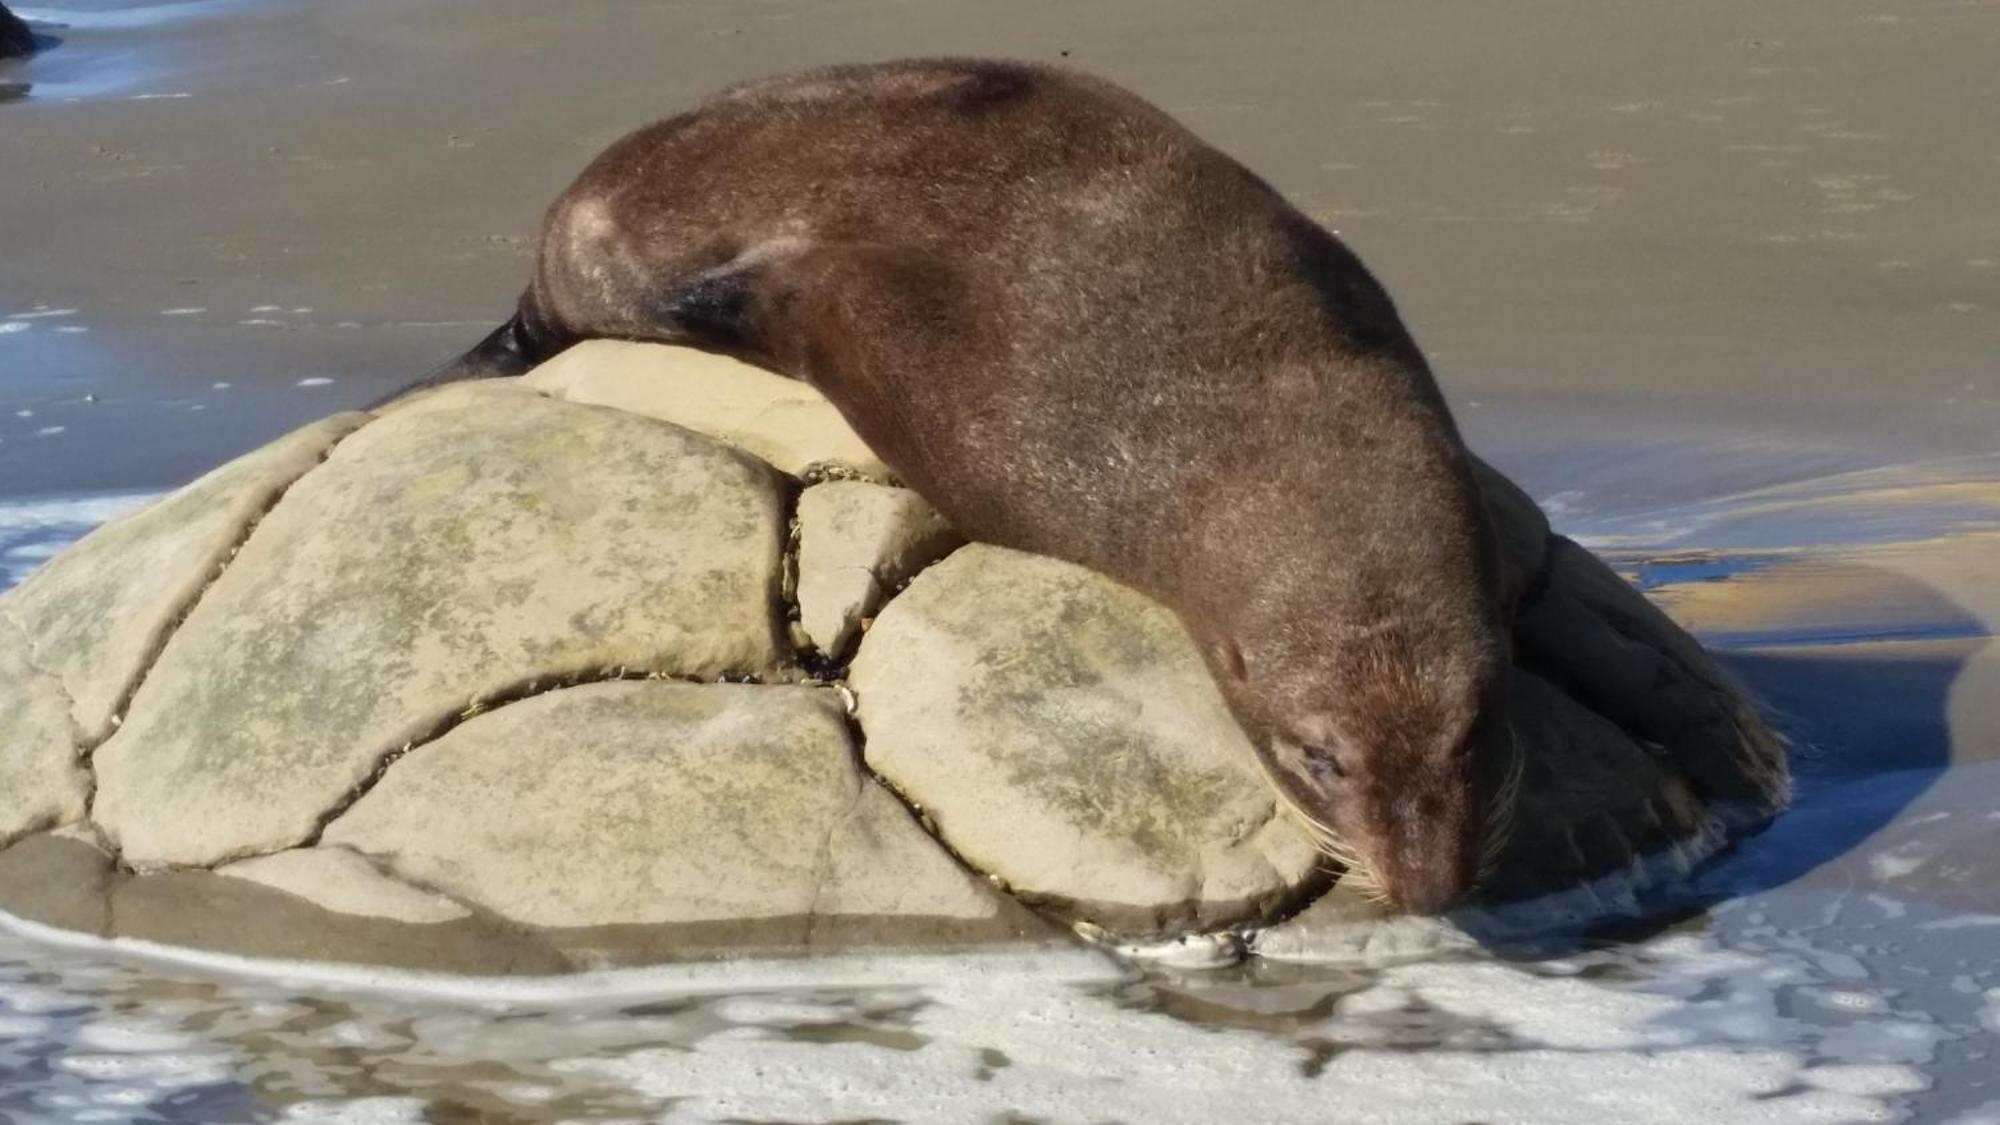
[
  {"left": 3, "top": 451, "right": 1998, "bottom": 1123},
  {"left": 5, "top": 0, "right": 296, "bottom": 102},
  {"left": 0, "top": 859, "right": 1995, "bottom": 1124}
]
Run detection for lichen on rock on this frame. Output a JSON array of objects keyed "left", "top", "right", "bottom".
[
  {"left": 2, "top": 413, "right": 368, "bottom": 744},
  {"left": 92, "top": 382, "right": 791, "bottom": 868}
]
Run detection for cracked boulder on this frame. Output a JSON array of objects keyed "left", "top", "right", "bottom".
[
  {"left": 795, "top": 480, "right": 963, "bottom": 660},
  {"left": 93, "top": 382, "right": 791, "bottom": 868},
  {"left": 0, "top": 340, "right": 1787, "bottom": 972},
  {"left": 324, "top": 680, "right": 1055, "bottom": 961},
  {"left": 849, "top": 545, "right": 1326, "bottom": 935},
  {"left": 848, "top": 537, "right": 1786, "bottom": 941}
]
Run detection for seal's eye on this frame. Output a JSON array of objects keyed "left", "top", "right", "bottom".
[{"left": 1301, "top": 746, "right": 1348, "bottom": 782}]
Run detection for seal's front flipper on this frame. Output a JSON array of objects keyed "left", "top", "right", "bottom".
[
  {"left": 654, "top": 241, "right": 968, "bottom": 392},
  {"left": 663, "top": 268, "right": 759, "bottom": 354}
]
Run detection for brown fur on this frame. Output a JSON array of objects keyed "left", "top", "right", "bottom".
[{"left": 412, "top": 59, "right": 1511, "bottom": 914}]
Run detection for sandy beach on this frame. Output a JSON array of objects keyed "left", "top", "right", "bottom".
[
  {"left": 2, "top": 2, "right": 1999, "bottom": 1122},
  {"left": 1, "top": 0, "right": 1995, "bottom": 499}
]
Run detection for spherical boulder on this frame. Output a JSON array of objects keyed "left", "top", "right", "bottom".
[{"left": 0, "top": 343, "right": 1787, "bottom": 971}]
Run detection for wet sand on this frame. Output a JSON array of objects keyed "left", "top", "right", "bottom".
[{"left": 3, "top": 2, "right": 2000, "bottom": 1122}]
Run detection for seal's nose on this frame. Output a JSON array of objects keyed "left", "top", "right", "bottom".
[{"left": 1383, "top": 830, "right": 1474, "bottom": 916}]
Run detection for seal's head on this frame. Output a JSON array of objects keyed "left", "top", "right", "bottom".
[
  {"left": 1180, "top": 429, "right": 1514, "bottom": 918},
  {"left": 1205, "top": 616, "right": 1513, "bottom": 915}
]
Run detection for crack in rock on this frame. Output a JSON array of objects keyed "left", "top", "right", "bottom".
[
  {"left": 301, "top": 666, "right": 773, "bottom": 849},
  {"left": 0, "top": 600, "right": 81, "bottom": 724},
  {"left": 89, "top": 421, "right": 376, "bottom": 766},
  {"left": 801, "top": 765, "right": 869, "bottom": 949},
  {"left": 0, "top": 607, "right": 91, "bottom": 847},
  {"left": 829, "top": 703, "right": 1057, "bottom": 924}
]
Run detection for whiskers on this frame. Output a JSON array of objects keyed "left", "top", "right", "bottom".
[
  {"left": 1268, "top": 725, "right": 1525, "bottom": 910},
  {"left": 1475, "top": 723, "right": 1526, "bottom": 888},
  {"left": 1271, "top": 783, "right": 1393, "bottom": 907}
]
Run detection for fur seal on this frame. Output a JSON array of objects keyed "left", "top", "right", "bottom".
[{"left": 399, "top": 59, "right": 1510, "bottom": 915}]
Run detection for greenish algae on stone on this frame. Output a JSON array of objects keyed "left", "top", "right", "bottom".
[
  {"left": 93, "top": 384, "right": 791, "bottom": 869},
  {"left": 2, "top": 413, "right": 369, "bottom": 744},
  {"left": 848, "top": 545, "right": 1323, "bottom": 936},
  {"left": 0, "top": 612, "right": 88, "bottom": 849},
  {"left": 324, "top": 680, "right": 1052, "bottom": 962}
]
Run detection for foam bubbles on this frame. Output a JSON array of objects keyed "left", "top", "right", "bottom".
[{"left": 0, "top": 490, "right": 159, "bottom": 590}]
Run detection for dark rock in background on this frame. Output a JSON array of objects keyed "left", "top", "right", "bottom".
[{"left": 0, "top": 3, "right": 36, "bottom": 61}]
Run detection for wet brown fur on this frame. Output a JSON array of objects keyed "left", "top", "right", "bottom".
[{"left": 408, "top": 59, "right": 1513, "bottom": 914}]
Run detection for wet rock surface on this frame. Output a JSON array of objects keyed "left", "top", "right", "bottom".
[
  {"left": 0, "top": 342, "right": 1788, "bottom": 972},
  {"left": 218, "top": 846, "right": 475, "bottom": 926}
]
